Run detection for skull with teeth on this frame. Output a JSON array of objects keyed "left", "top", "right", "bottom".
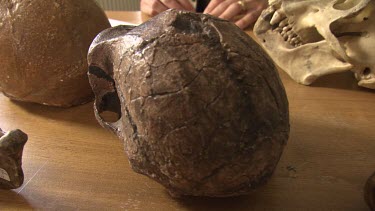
[{"left": 254, "top": 0, "right": 375, "bottom": 89}]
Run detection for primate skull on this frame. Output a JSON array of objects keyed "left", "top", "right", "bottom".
[
  {"left": 254, "top": 0, "right": 375, "bottom": 89},
  {"left": 88, "top": 10, "right": 290, "bottom": 197}
]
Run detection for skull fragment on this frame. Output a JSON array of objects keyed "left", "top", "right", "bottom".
[
  {"left": 88, "top": 9, "right": 289, "bottom": 197},
  {"left": 0, "top": 129, "right": 27, "bottom": 189},
  {"left": 365, "top": 171, "right": 375, "bottom": 210},
  {"left": 254, "top": 0, "right": 375, "bottom": 89}
]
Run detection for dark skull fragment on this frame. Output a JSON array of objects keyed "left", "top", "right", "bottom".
[
  {"left": 88, "top": 9, "right": 290, "bottom": 197},
  {"left": 0, "top": 129, "right": 27, "bottom": 189},
  {"left": 365, "top": 171, "right": 375, "bottom": 210}
]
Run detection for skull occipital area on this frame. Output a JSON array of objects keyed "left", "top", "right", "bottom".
[{"left": 254, "top": 0, "right": 375, "bottom": 89}]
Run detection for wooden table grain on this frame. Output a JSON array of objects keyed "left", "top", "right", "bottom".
[{"left": 0, "top": 11, "right": 374, "bottom": 210}]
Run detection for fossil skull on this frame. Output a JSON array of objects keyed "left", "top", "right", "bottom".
[
  {"left": 254, "top": 0, "right": 375, "bottom": 89},
  {"left": 88, "top": 10, "right": 290, "bottom": 197}
]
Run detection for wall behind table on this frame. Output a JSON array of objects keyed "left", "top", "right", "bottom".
[{"left": 96, "top": 0, "right": 140, "bottom": 11}]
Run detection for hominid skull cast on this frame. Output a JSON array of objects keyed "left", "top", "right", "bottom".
[
  {"left": 88, "top": 10, "right": 290, "bottom": 197},
  {"left": 254, "top": 0, "right": 375, "bottom": 89}
]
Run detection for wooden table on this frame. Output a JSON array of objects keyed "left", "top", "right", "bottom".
[{"left": 0, "top": 11, "right": 374, "bottom": 210}]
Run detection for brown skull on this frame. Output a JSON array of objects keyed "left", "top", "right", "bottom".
[
  {"left": 88, "top": 9, "right": 290, "bottom": 197},
  {"left": 0, "top": 0, "right": 110, "bottom": 107}
]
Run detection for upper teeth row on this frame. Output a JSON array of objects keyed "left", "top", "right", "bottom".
[
  {"left": 270, "top": 10, "right": 303, "bottom": 47},
  {"left": 270, "top": 11, "right": 284, "bottom": 25}
]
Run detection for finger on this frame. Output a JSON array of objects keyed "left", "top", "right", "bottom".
[
  {"left": 243, "top": 0, "right": 269, "bottom": 12},
  {"left": 208, "top": 2, "right": 228, "bottom": 17},
  {"left": 219, "top": 3, "right": 243, "bottom": 21},
  {"left": 209, "top": 0, "right": 238, "bottom": 17},
  {"left": 204, "top": 0, "right": 225, "bottom": 14},
  {"left": 177, "top": 0, "right": 195, "bottom": 11},
  {"left": 235, "top": 10, "right": 258, "bottom": 29},
  {"left": 160, "top": 0, "right": 187, "bottom": 10},
  {"left": 141, "top": 0, "right": 168, "bottom": 16},
  {"left": 249, "top": 0, "right": 269, "bottom": 9}
]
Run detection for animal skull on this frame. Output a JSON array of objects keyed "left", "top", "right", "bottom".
[{"left": 254, "top": 0, "right": 375, "bottom": 89}]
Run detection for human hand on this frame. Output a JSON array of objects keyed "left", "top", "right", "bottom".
[
  {"left": 140, "top": 0, "right": 195, "bottom": 16},
  {"left": 204, "top": 0, "right": 268, "bottom": 29}
]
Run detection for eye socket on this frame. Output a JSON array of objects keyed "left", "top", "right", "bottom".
[
  {"left": 363, "top": 67, "right": 371, "bottom": 76},
  {"left": 98, "top": 92, "right": 122, "bottom": 123},
  {"left": 88, "top": 66, "right": 122, "bottom": 123},
  {"left": 333, "top": 0, "right": 364, "bottom": 10}
]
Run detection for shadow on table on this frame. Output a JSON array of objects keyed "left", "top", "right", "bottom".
[
  {"left": 311, "top": 71, "right": 375, "bottom": 93},
  {"left": 176, "top": 195, "right": 255, "bottom": 211},
  {"left": 0, "top": 189, "right": 33, "bottom": 209},
  {"left": 10, "top": 100, "right": 100, "bottom": 127},
  {"left": 173, "top": 185, "right": 271, "bottom": 211}
]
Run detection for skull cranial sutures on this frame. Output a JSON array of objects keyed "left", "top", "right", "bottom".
[
  {"left": 0, "top": 129, "right": 27, "bottom": 189},
  {"left": 88, "top": 10, "right": 290, "bottom": 197},
  {"left": 254, "top": 0, "right": 375, "bottom": 89}
]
